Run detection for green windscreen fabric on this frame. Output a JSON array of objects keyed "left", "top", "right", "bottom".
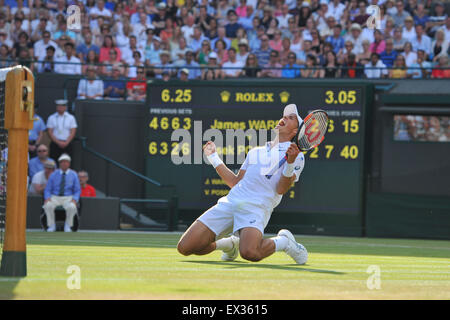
[{"left": 366, "top": 192, "right": 450, "bottom": 239}]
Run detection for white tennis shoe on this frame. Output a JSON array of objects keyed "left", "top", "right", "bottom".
[
  {"left": 64, "top": 223, "right": 71, "bottom": 232},
  {"left": 47, "top": 224, "right": 56, "bottom": 232},
  {"left": 221, "top": 236, "right": 240, "bottom": 261},
  {"left": 278, "top": 229, "right": 308, "bottom": 265}
]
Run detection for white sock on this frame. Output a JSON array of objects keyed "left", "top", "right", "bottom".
[
  {"left": 215, "top": 237, "right": 234, "bottom": 251},
  {"left": 271, "top": 236, "right": 289, "bottom": 252}
]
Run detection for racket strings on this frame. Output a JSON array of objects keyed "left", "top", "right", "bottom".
[{"left": 298, "top": 111, "right": 328, "bottom": 150}]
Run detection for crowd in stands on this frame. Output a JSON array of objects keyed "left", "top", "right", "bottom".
[
  {"left": 28, "top": 100, "right": 96, "bottom": 203},
  {"left": 0, "top": 0, "right": 449, "bottom": 101}
]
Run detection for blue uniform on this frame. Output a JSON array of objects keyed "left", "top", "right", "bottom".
[
  {"left": 44, "top": 169, "right": 81, "bottom": 202},
  {"left": 29, "top": 115, "right": 46, "bottom": 142}
]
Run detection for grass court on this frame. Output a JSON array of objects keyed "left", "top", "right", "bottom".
[{"left": 0, "top": 231, "right": 448, "bottom": 299}]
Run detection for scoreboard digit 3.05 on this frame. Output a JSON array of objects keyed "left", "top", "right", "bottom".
[{"left": 145, "top": 81, "right": 373, "bottom": 230}]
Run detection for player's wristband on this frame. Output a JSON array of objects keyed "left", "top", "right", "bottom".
[
  {"left": 282, "top": 162, "right": 295, "bottom": 178},
  {"left": 207, "top": 152, "right": 223, "bottom": 169}
]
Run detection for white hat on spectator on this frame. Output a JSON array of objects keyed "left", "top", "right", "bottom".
[
  {"left": 159, "top": 50, "right": 170, "bottom": 56},
  {"left": 181, "top": 68, "right": 189, "bottom": 75},
  {"left": 58, "top": 153, "right": 71, "bottom": 162},
  {"left": 350, "top": 23, "right": 362, "bottom": 31},
  {"left": 153, "top": 36, "right": 161, "bottom": 42},
  {"left": 157, "top": 2, "right": 167, "bottom": 9},
  {"left": 320, "top": 0, "right": 329, "bottom": 5},
  {"left": 238, "top": 38, "right": 248, "bottom": 46},
  {"left": 55, "top": 99, "right": 68, "bottom": 105},
  {"left": 208, "top": 52, "right": 218, "bottom": 59},
  {"left": 301, "top": 2, "right": 310, "bottom": 7}
]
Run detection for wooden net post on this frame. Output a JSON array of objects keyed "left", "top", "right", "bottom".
[{"left": 0, "top": 66, "right": 35, "bottom": 277}]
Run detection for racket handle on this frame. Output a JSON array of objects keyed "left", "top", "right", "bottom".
[{"left": 265, "top": 156, "right": 288, "bottom": 179}]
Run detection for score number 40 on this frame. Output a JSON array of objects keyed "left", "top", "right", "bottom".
[{"left": 305, "top": 145, "right": 359, "bottom": 160}]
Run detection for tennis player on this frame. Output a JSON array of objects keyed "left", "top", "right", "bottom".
[{"left": 177, "top": 104, "right": 308, "bottom": 264}]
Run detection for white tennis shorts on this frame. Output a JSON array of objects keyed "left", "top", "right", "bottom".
[{"left": 197, "top": 197, "right": 272, "bottom": 240}]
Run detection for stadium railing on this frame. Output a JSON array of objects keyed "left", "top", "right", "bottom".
[
  {"left": 78, "top": 136, "right": 178, "bottom": 231},
  {"left": 1, "top": 58, "right": 449, "bottom": 80}
]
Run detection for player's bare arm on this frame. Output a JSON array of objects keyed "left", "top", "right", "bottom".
[
  {"left": 276, "top": 143, "right": 299, "bottom": 195},
  {"left": 203, "top": 141, "right": 245, "bottom": 188}
]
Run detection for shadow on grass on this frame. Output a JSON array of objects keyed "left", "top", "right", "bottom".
[
  {"left": 182, "top": 260, "right": 345, "bottom": 275},
  {"left": 0, "top": 277, "right": 21, "bottom": 299}
]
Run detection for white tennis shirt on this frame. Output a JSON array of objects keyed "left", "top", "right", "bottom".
[{"left": 222, "top": 141, "right": 305, "bottom": 213}]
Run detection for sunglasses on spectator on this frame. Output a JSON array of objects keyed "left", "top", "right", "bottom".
[{"left": 37, "top": 149, "right": 47, "bottom": 152}]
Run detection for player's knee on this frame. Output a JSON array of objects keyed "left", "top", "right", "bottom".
[
  {"left": 177, "top": 241, "right": 193, "bottom": 256},
  {"left": 240, "top": 248, "right": 262, "bottom": 262}
]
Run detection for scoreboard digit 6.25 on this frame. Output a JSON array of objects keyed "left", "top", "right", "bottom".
[{"left": 145, "top": 81, "right": 373, "bottom": 222}]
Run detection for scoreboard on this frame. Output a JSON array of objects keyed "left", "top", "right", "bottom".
[{"left": 145, "top": 81, "right": 373, "bottom": 220}]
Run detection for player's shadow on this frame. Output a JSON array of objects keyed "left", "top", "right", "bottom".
[{"left": 183, "top": 260, "right": 345, "bottom": 275}]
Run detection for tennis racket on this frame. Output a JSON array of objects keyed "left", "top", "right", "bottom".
[{"left": 265, "top": 109, "right": 329, "bottom": 179}]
